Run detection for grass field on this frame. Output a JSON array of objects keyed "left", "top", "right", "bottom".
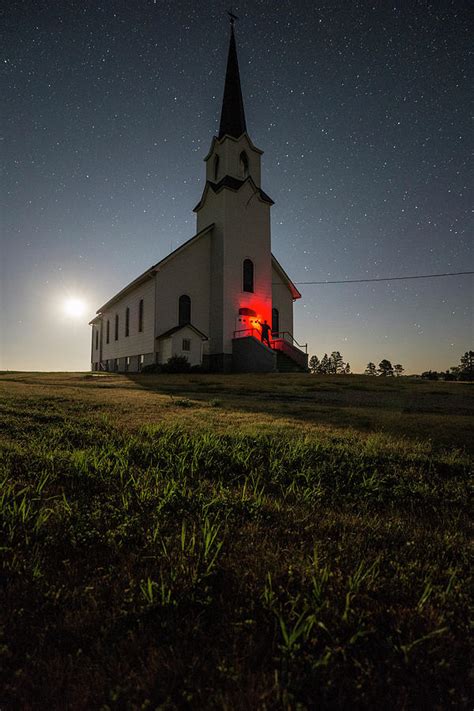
[{"left": 1, "top": 372, "right": 472, "bottom": 709}]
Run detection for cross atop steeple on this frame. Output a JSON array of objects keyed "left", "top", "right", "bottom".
[{"left": 218, "top": 13, "right": 247, "bottom": 139}]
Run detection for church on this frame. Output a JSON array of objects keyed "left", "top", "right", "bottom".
[{"left": 89, "top": 18, "right": 308, "bottom": 373}]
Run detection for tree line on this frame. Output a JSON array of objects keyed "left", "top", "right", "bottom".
[
  {"left": 308, "top": 350, "right": 473, "bottom": 380},
  {"left": 308, "top": 353, "right": 403, "bottom": 376},
  {"left": 420, "top": 350, "right": 474, "bottom": 381},
  {"left": 364, "top": 360, "right": 404, "bottom": 377},
  {"left": 309, "top": 352, "right": 351, "bottom": 374}
]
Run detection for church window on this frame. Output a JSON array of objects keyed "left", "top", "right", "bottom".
[
  {"left": 138, "top": 299, "right": 144, "bottom": 332},
  {"left": 182, "top": 338, "right": 191, "bottom": 352},
  {"left": 213, "top": 154, "right": 219, "bottom": 181},
  {"left": 95, "top": 328, "right": 99, "bottom": 350},
  {"left": 106, "top": 320, "right": 110, "bottom": 344},
  {"left": 125, "top": 307, "right": 130, "bottom": 337},
  {"left": 179, "top": 295, "right": 191, "bottom": 326},
  {"left": 115, "top": 314, "right": 119, "bottom": 341},
  {"left": 240, "top": 151, "right": 249, "bottom": 178},
  {"left": 243, "top": 259, "right": 254, "bottom": 293},
  {"left": 272, "top": 308, "right": 280, "bottom": 336}
]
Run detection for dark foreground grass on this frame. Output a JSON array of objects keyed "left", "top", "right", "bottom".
[{"left": 0, "top": 374, "right": 472, "bottom": 709}]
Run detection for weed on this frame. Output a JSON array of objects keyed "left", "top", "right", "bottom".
[{"left": 171, "top": 397, "right": 196, "bottom": 408}]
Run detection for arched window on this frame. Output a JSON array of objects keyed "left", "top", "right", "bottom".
[
  {"left": 213, "top": 154, "right": 219, "bottom": 181},
  {"left": 243, "top": 259, "right": 254, "bottom": 293},
  {"left": 115, "top": 314, "right": 119, "bottom": 341},
  {"left": 179, "top": 294, "right": 191, "bottom": 326},
  {"left": 240, "top": 151, "right": 249, "bottom": 178},
  {"left": 95, "top": 328, "right": 99, "bottom": 349},
  {"left": 272, "top": 308, "right": 280, "bottom": 336},
  {"left": 106, "top": 320, "right": 110, "bottom": 344},
  {"left": 125, "top": 307, "right": 130, "bottom": 336}
]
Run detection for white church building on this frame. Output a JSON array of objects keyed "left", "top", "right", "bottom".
[{"left": 90, "top": 19, "right": 307, "bottom": 373}]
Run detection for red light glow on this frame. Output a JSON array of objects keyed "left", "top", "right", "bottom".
[{"left": 237, "top": 298, "right": 272, "bottom": 341}]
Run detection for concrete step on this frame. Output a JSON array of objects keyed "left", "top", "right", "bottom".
[{"left": 276, "top": 351, "right": 307, "bottom": 373}]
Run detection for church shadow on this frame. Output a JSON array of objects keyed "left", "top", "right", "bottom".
[{"left": 122, "top": 374, "right": 473, "bottom": 453}]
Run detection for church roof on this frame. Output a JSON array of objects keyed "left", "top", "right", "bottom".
[
  {"left": 218, "top": 21, "right": 247, "bottom": 139},
  {"left": 271, "top": 254, "right": 302, "bottom": 300},
  {"left": 193, "top": 175, "right": 274, "bottom": 212},
  {"left": 93, "top": 223, "right": 215, "bottom": 315},
  {"left": 156, "top": 323, "right": 208, "bottom": 340},
  {"left": 203, "top": 133, "right": 263, "bottom": 162},
  {"left": 90, "top": 220, "right": 301, "bottom": 320}
]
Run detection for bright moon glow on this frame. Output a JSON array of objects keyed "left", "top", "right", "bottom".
[{"left": 63, "top": 298, "right": 86, "bottom": 318}]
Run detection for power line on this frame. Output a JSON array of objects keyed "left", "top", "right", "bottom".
[{"left": 288, "top": 270, "right": 474, "bottom": 286}]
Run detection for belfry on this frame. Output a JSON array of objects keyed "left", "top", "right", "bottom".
[{"left": 90, "top": 17, "right": 307, "bottom": 373}]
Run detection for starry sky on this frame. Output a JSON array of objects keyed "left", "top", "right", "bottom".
[{"left": 2, "top": 0, "right": 472, "bottom": 373}]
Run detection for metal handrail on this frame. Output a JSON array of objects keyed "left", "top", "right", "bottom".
[
  {"left": 233, "top": 328, "right": 307, "bottom": 353},
  {"left": 271, "top": 331, "right": 308, "bottom": 353},
  {"left": 233, "top": 328, "right": 260, "bottom": 338}
]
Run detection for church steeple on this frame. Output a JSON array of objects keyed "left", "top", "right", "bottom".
[
  {"left": 196, "top": 12, "right": 272, "bottom": 209},
  {"left": 218, "top": 14, "right": 247, "bottom": 139}
]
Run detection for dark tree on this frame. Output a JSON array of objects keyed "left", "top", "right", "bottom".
[
  {"left": 365, "top": 362, "right": 377, "bottom": 376},
  {"left": 330, "top": 351, "right": 345, "bottom": 374},
  {"left": 459, "top": 350, "right": 474, "bottom": 380},
  {"left": 421, "top": 370, "right": 439, "bottom": 380},
  {"left": 378, "top": 359, "right": 394, "bottom": 377},
  {"left": 319, "top": 353, "right": 330, "bottom": 374},
  {"left": 443, "top": 369, "right": 457, "bottom": 381},
  {"left": 309, "top": 355, "right": 320, "bottom": 374},
  {"left": 344, "top": 362, "right": 351, "bottom": 374},
  {"left": 394, "top": 364, "right": 404, "bottom": 377}
]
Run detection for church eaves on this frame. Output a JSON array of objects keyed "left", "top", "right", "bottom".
[
  {"left": 218, "top": 21, "right": 247, "bottom": 139},
  {"left": 192, "top": 175, "right": 274, "bottom": 213},
  {"left": 94, "top": 223, "right": 214, "bottom": 314}
]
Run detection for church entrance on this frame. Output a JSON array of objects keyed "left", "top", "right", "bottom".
[{"left": 235, "top": 307, "right": 257, "bottom": 338}]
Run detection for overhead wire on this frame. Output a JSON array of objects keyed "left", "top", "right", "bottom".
[{"left": 284, "top": 270, "right": 474, "bottom": 285}]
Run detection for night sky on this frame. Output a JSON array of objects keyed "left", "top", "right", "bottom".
[{"left": 2, "top": 0, "right": 472, "bottom": 373}]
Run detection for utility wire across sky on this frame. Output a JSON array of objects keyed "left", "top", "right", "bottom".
[{"left": 290, "top": 270, "right": 474, "bottom": 286}]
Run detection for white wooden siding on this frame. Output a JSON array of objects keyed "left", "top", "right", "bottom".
[
  {"left": 154, "top": 232, "right": 211, "bottom": 348},
  {"left": 271, "top": 264, "right": 294, "bottom": 336},
  {"left": 100, "top": 276, "right": 155, "bottom": 361},
  {"left": 199, "top": 180, "right": 273, "bottom": 354},
  {"left": 157, "top": 325, "right": 204, "bottom": 367}
]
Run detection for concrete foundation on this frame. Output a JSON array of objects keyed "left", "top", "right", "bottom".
[
  {"left": 203, "top": 353, "right": 233, "bottom": 373},
  {"left": 232, "top": 336, "right": 277, "bottom": 373}
]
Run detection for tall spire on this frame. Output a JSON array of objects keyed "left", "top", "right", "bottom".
[{"left": 218, "top": 14, "right": 247, "bottom": 139}]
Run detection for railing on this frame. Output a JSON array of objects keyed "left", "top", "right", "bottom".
[
  {"left": 233, "top": 328, "right": 307, "bottom": 353},
  {"left": 271, "top": 332, "right": 308, "bottom": 354},
  {"left": 271, "top": 337, "right": 308, "bottom": 370},
  {"left": 233, "top": 328, "right": 260, "bottom": 339},
  {"left": 233, "top": 328, "right": 307, "bottom": 365}
]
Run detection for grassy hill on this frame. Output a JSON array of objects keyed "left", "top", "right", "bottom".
[{"left": 1, "top": 372, "right": 472, "bottom": 709}]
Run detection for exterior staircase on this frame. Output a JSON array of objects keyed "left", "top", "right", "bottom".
[
  {"left": 276, "top": 350, "right": 307, "bottom": 372},
  {"left": 271, "top": 333, "right": 309, "bottom": 373},
  {"left": 232, "top": 329, "right": 308, "bottom": 373}
]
